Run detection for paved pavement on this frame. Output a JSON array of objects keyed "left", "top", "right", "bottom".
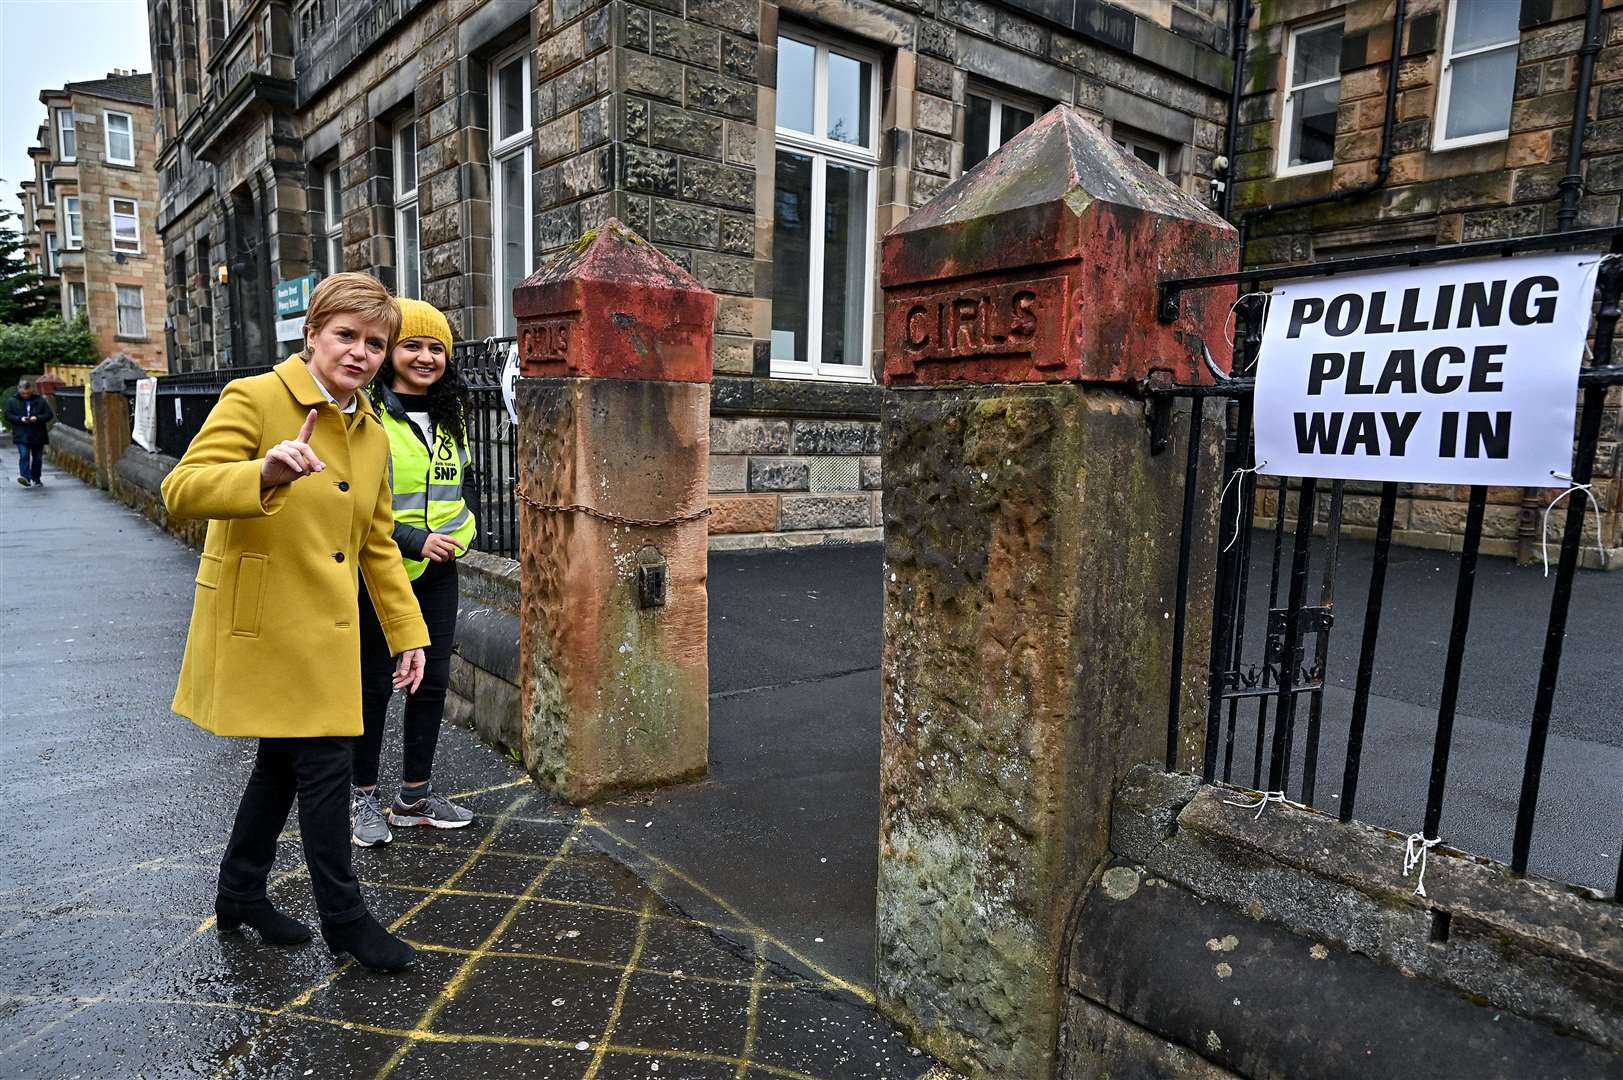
[{"left": 0, "top": 462, "right": 935, "bottom": 1080}]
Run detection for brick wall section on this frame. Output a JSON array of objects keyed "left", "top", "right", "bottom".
[{"left": 1234, "top": 0, "right": 1622, "bottom": 566}]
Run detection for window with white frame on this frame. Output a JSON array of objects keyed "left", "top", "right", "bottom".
[
  {"left": 111, "top": 198, "right": 141, "bottom": 253},
  {"left": 771, "top": 31, "right": 879, "bottom": 382},
  {"left": 41, "top": 164, "right": 53, "bottom": 203},
  {"left": 116, "top": 284, "right": 146, "bottom": 336},
  {"left": 490, "top": 46, "right": 533, "bottom": 337},
  {"left": 322, "top": 164, "right": 343, "bottom": 273},
  {"left": 44, "top": 233, "right": 59, "bottom": 277},
  {"left": 1435, "top": 0, "right": 1519, "bottom": 149},
  {"left": 68, "top": 281, "right": 86, "bottom": 321},
  {"left": 63, "top": 195, "right": 82, "bottom": 248},
  {"left": 1279, "top": 19, "right": 1343, "bottom": 176},
  {"left": 394, "top": 120, "right": 420, "bottom": 299},
  {"left": 56, "top": 108, "right": 76, "bottom": 161},
  {"left": 963, "top": 89, "right": 1038, "bottom": 173},
  {"left": 105, "top": 111, "right": 135, "bottom": 165},
  {"left": 1113, "top": 126, "right": 1172, "bottom": 175}
]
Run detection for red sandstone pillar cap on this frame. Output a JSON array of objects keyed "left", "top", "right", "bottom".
[
  {"left": 513, "top": 218, "right": 717, "bottom": 382},
  {"left": 881, "top": 106, "right": 1238, "bottom": 388}
]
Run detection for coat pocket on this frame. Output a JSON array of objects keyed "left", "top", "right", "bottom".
[
  {"left": 196, "top": 553, "right": 222, "bottom": 589},
  {"left": 231, "top": 553, "right": 269, "bottom": 637}
]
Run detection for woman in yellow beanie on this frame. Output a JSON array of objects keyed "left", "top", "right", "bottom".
[{"left": 350, "top": 298, "right": 479, "bottom": 846}]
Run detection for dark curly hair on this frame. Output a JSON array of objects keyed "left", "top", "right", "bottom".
[{"left": 372, "top": 353, "right": 469, "bottom": 447}]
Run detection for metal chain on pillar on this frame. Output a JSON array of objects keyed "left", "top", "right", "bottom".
[{"left": 514, "top": 483, "right": 712, "bottom": 529}]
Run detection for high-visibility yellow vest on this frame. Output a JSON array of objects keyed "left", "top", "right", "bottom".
[{"left": 380, "top": 407, "right": 477, "bottom": 581}]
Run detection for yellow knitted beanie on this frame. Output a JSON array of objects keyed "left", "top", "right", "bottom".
[{"left": 395, "top": 297, "right": 454, "bottom": 354}]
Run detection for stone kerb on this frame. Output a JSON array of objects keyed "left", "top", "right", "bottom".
[
  {"left": 875, "top": 106, "right": 1236, "bottom": 1080},
  {"left": 511, "top": 220, "right": 715, "bottom": 804}
]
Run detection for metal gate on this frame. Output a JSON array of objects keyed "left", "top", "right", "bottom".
[{"left": 1151, "top": 225, "right": 1623, "bottom": 896}]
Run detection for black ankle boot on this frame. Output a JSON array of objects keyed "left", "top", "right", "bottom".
[
  {"left": 215, "top": 896, "right": 313, "bottom": 945},
  {"left": 322, "top": 912, "right": 415, "bottom": 972}
]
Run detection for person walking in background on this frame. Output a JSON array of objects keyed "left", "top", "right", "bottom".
[
  {"left": 6, "top": 378, "right": 53, "bottom": 487},
  {"left": 350, "top": 298, "right": 478, "bottom": 848},
  {"left": 161, "top": 273, "right": 429, "bottom": 972}
]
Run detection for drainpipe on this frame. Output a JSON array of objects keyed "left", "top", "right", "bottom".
[
  {"left": 253, "top": 170, "right": 276, "bottom": 360},
  {"left": 1220, "top": 0, "right": 1257, "bottom": 221},
  {"left": 1556, "top": 0, "right": 1603, "bottom": 232},
  {"left": 1530, "top": 0, "right": 1607, "bottom": 561},
  {"left": 1233, "top": 0, "right": 1409, "bottom": 263}
]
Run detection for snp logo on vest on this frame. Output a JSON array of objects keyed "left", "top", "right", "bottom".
[{"left": 434, "top": 439, "right": 457, "bottom": 481}]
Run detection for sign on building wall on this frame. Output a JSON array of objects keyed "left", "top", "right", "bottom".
[
  {"left": 275, "top": 316, "right": 307, "bottom": 345},
  {"left": 132, "top": 377, "right": 158, "bottom": 452},
  {"left": 1254, "top": 254, "right": 1600, "bottom": 487},
  {"left": 274, "top": 275, "right": 317, "bottom": 317}
]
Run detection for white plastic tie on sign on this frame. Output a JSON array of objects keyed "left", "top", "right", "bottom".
[
  {"left": 1403, "top": 833, "right": 1440, "bottom": 898},
  {"left": 1540, "top": 471, "right": 1611, "bottom": 577},
  {"left": 1224, "top": 790, "right": 1286, "bottom": 820},
  {"left": 1217, "top": 461, "right": 1267, "bottom": 552}
]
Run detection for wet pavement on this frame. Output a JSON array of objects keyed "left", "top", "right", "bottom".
[{"left": 0, "top": 462, "right": 938, "bottom": 1080}]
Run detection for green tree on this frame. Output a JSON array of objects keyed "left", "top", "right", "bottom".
[
  {"left": 0, "top": 313, "right": 97, "bottom": 387},
  {"left": 0, "top": 205, "right": 54, "bottom": 324}
]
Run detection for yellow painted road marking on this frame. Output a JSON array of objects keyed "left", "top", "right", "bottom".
[
  {"left": 582, "top": 811, "right": 874, "bottom": 1004},
  {"left": 207, "top": 792, "right": 535, "bottom": 1080},
  {"left": 582, "top": 895, "right": 656, "bottom": 1080},
  {"left": 372, "top": 820, "right": 585, "bottom": 1080},
  {"left": 357, "top": 877, "right": 751, "bottom": 933},
  {"left": 735, "top": 935, "right": 769, "bottom": 1079},
  {"left": 403, "top": 939, "right": 803, "bottom": 991},
  {"left": 445, "top": 777, "right": 531, "bottom": 800}
]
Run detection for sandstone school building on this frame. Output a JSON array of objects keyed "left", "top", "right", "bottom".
[{"left": 146, "top": 0, "right": 1622, "bottom": 557}]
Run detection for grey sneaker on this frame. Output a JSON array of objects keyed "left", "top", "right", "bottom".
[
  {"left": 351, "top": 789, "right": 393, "bottom": 847},
  {"left": 388, "top": 788, "right": 474, "bottom": 829}
]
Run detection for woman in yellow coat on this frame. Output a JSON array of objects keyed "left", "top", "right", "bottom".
[{"left": 162, "top": 273, "right": 429, "bottom": 972}]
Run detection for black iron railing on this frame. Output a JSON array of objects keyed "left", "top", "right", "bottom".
[
  {"left": 454, "top": 337, "right": 519, "bottom": 560},
  {"left": 1155, "top": 227, "right": 1623, "bottom": 898}
]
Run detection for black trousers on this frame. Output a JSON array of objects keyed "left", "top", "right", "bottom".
[
  {"left": 218, "top": 736, "right": 366, "bottom": 926},
  {"left": 353, "top": 557, "right": 458, "bottom": 789}
]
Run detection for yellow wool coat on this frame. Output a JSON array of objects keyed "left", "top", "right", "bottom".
[{"left": 162, "top": 356, "right": 430, "bottom": 738}]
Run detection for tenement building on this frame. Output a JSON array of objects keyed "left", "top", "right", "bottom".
[
  {"left": 15, "top": 72, "right": 168, "bottom": 376},
  {"left": 147, "top": 0, "right": 1234, "bottom": 547},
  {"left": 1231, "top": 0, "right": 1623, "bottom": 567}
]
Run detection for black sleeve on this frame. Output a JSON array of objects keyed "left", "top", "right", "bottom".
[
  {"left": 393, "top": 521, "right": 430, "bottom": 560},
  {"left": 37, "top": 399, "right": 53, "bottom": 424},
  {"left": 3, "top": 397, "right": 21, "bottom": 425}
]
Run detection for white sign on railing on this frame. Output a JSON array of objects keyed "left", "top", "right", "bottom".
[
  {"left": 132, "top": 377, "right": 158, "bottom": 452},
  {"left": 1254, "top": 253, "right": 1600, "bottom": 487}
]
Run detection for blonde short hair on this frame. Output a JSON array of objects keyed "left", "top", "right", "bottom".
[{"left": 304, "top": 272, "right": 402, "bottom": 352}]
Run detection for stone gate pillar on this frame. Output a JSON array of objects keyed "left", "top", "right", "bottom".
[
  {"left": 89, "top": 354, "right": 146, "bottom": 490},
  {"left": 512, "top": 220, "right": 714, "bottom": 803},
  {"left": 875, "top": 108, "right": 1238, "bottom": 1079}
]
